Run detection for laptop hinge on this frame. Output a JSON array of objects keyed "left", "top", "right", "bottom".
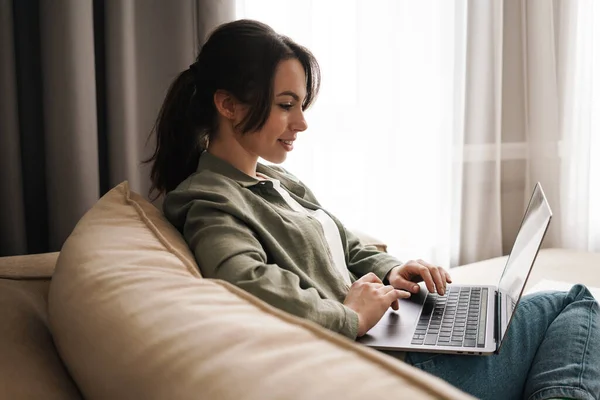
[{"left": 494, "top": 290, "right": 501, "bottom": 346}]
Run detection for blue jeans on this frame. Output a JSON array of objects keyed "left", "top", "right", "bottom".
[{"left": 405, "top": 285, "right": 599, "bottom": 400}]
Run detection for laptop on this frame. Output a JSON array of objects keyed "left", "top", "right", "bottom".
[{"left": 357, "top": 182, "right": 552, "bottom": 355}]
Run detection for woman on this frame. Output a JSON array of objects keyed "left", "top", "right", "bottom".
[{"left": 146, "top": 19, "right": 599, "bottom": 400}]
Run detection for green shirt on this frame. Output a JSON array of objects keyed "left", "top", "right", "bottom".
[{"left": 163, "top": 151, "right": 402, "bottom": 338}]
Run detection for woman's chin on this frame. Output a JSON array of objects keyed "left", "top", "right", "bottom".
[{"left": 262, "top": 152, "right": 287, "bottom": 165}]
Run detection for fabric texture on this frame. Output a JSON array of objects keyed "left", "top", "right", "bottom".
[
  {"left": 48, "top": 181, "right": 472, "bottom": 400},
  {"left": 406, "top": 285, "right": 600, "bottom": 400},
  {"left": 257, "top": 173, "right": 352, "bottom": 286},
  {"left": 0, "top": 251, "right": 59, "bottom": 279},
  {"left": 163, "top": 151, "right": 403, "bottom": 339},
  {"left": 0, "top": 276, "right": 81, "bottom": 399}
]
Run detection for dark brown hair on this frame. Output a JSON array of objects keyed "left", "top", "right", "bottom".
[{"left": 144, "top": 19, "right": 320, "bottom": 198}]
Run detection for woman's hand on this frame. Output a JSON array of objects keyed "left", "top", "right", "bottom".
[
  {"left": 386, "top": 259, "right": 452, "bottom": 296},
  {"left": 343, "top": 272, "right": 411, "bottom": 337}
]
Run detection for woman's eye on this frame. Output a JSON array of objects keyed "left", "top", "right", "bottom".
[{"left": 279, "top": 103, "right": 293, "bottom": 110}]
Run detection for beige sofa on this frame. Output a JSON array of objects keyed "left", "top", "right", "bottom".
[{"left": 1, "top": 182, "right": 598, "bottom": 399}]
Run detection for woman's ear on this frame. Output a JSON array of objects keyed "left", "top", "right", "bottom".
[{"left": 213, "top": 90, "right": 237, "bottom": 120}]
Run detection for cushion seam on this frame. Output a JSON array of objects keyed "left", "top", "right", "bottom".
[{"left": 121, "top": 183, "right": 202, "bottom": 279}]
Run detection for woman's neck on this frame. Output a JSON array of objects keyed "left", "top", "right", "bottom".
[{"left": 207, "top": 136, "right": 259, "bottom": 179}]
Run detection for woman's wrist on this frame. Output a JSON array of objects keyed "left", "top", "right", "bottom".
[{"left": 384, "top": 265, "right": 402, "bottom": 285}]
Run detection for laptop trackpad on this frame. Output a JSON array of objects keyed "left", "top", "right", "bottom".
[
  {"left": 357, "top": 287, "right": 428, "bottom": 346},
  {"left": 379, "top": 287, "right": 427, "bottom": 325}
]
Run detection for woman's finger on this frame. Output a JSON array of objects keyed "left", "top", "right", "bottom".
[
  {"left": 377, "top": 285, "right": 397, "bottom": 294},
  {"left": 430, "top": 266, "right": 446, "bottom": 295},
  {"left": 444, "top": 269, "right": 453, "bottom": 284},
  {"left": 377, "top": 285, "right": 402, "bottom": 311},
  {"left": 379, "top": 285, "right": 412, "bottom": 304},
  {"left": 384, "top": 288, "right": 411, "bottom": 303},
  {"left": 408, "top": 264, "right": 435, "bottom": 293},
  {"left": 446, "top": 270, "right": 453, "bottom": 283},
  {"left": 391, "top": 276, "right": 421, "bottom": 293},
  {"left": 418, "top": 259, "right": 447, "bottom": 295}
]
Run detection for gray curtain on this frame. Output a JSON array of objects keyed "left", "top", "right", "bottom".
[{"left": 0, "top": 0, "right": 235, "bottom": 256}]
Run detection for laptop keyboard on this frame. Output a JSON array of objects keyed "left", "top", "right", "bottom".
[{"left": 411, "top": 286, "right": 488, "bottom": 348}]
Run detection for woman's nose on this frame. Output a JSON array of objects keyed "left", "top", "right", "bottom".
[{"left": 292, "top": 111, "right": 308, "bottom": 132}]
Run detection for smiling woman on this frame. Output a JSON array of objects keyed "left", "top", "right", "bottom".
[
  {"left": 208, "top": 58, "right": 309, "bottom": 169},
  {"left": 145, "top": 17, "right": 449, "bottom": 340},
  {"left": 144, "top": 19, "right": 319, "bottom": 195}
]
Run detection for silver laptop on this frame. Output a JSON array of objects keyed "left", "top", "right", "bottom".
[{"left": 357, "top": 182, "right": 552, "bottom": 355}]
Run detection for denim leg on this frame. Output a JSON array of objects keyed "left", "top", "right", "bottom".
[
  {"left": 524, "top": 284, "right": 599, "bottom": 400},
  {"left": 404, "top": 285, "right": 599, "bottom": 400}
]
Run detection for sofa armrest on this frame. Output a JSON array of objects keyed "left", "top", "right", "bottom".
[
  {"left": 0, "top": 252, "right": 60, "bottom": 279},
  {"left": 449, "top": 248, "right": 600, "bottom": 290},
  {"left": 353, "top": 230, "right": 388, "bottom": 253}
]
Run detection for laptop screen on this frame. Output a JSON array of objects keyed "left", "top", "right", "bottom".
[{"left": 497, "top": 183, "right": 552, "bottom": 343}]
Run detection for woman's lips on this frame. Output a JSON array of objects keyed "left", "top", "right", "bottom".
[{"left": 278, "top": 139, "right": 294, "bottom": 151}]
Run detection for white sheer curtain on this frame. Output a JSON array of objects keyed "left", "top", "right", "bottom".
[
  {"left": 522, "top": 0, "right": 600, "bottom": 253},
  {"left": 461, "top": 0, "right": 600, "bottom": 262},
  {"left": 236, "top": 0, "right": 467, "bottom": 266},
  {"left": 556, "top": 0, "right": 600, "bottom": 252},
  {"left": 235, "top": 0, "right": 600, "bottom": 266}
]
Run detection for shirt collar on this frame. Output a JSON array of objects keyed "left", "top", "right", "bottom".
[{"left": 196, "top": 151, "right": 306, "bottom": 197}]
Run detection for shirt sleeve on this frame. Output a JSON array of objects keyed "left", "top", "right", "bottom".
[{"left": 179, "top": 199, "right": 360, "bottom": 339}]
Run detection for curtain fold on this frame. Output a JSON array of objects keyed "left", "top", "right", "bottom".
[
  {"left": 0, "top": 0, "right": 27, "bottom": 255},
  {"left": 520, "top": 0, "right": 564, "bottom": 248},
  {"left": 40, "top": 0, "right": 100, "bottom": 251},
  {"left": 555, "top": 0, "right": 600, "bottom": 252},
  {"left": 447, "top": 0, "right": 600, "bottom": 261},
  {"left": 0, "top": 0, "right": 235, "bottom": 256},
  {"left": 4, "top": 0, "right": 49, "bottom": 255},
  {"left": 458, "top": 0, "right": 504, "bottom": 264},
  {"left": 519, "top": 0, "right": 600, "bottom": 253}
]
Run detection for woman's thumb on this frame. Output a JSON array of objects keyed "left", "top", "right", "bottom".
[{"left": 393, "top": 278, "right": 421, "bottom": 294}]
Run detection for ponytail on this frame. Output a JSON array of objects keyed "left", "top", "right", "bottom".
[
  {"left": 144, "top": 66, "right": 215, "bottom": 199},
  {"left": 145, "top": 19, "right": 321, "bottom": 200}
]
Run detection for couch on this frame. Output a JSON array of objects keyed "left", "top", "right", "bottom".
[{"left": 1, "top": 182, "right": 598, "bottom": 399}]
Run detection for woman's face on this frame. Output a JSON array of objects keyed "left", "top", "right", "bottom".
[{"left": 235, "top": 58, "right": 308, "bottom": 164}]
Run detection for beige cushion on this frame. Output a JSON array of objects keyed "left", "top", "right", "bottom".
[
  {"left": 0, "top": 277, "right": 81, "bottom": 399},
  {"left": 48, "top": 181, "right": 472, "bottom": 400},
  {"left": 353, "top": 229, "right": 388, "bottom": 253},
  {"left": 451, "top": 249, "right": 600, "bottom": 290},
  {"left": 0, "top": 252, "right": 60, "bottom": 279}
]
